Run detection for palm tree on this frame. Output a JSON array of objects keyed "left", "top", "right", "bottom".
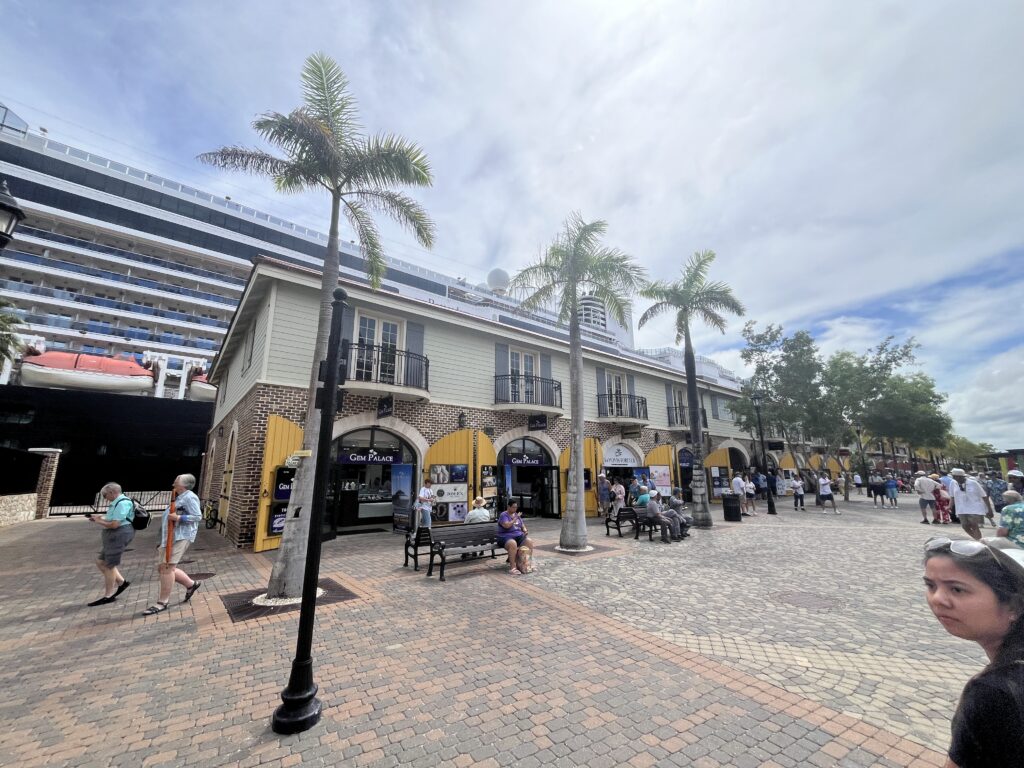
[
  {"left": 199, "top": 52, "right": 435, "bottom": 598},
  {"left": 510, "top": 212, "right": 646, "bottom": 550},
  {"left": 638, "top": 250, "right": 745, "bottom": 528},
  {"left": 0, "top": 298, "right": 22, "bottom": 366}
]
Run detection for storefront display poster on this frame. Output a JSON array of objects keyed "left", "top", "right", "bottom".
[
  {"left": 710, "top": 466, "right": 720, "bottom": 477},
  {"left": 390, "top": 463, "right": 414, "bottom": 531},
  {"left": 429, "top": 464, "right": 451, "bottom": 483},
  {"left": 449, "top": 464, "right": 468, "bottom": 483},
  {"left": 432, "top": 483, "right": 468, "bottom": 503},
  {"left": 448, "top": 502, "right": 468, "bottom": 522},
  {"left": 650, "top": 465, "right": 671, "bottom": 492}
]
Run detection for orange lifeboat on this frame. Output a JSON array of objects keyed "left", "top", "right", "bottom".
[{"left": 20, "top": 351, "right": 155, "bottom": 393}]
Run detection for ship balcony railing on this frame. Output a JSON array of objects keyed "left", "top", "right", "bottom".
[
  {"left": 344, "top": 343, "right": 430, "bottom": 400},
  {"left": 17, "top": 226, "right": 246, "bottom": 287},
  {"left": 493, "top": 375, "right": 563, "bottom": 414},
  {"left": 0, "top": 249, "right": 238, "bottom": 307},
  {"left": 0, "top": 278, "right": 229, "bottom": 329},
  {"left": 11, "top": 310, "right": 219, "bottom": 352},
  {"left": 597, "top": 394, "right": 648, "bottom": 424}
]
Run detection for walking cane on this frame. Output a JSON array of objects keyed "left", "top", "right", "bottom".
[{"left": 165, "top": 488, "right": 178, "bottom": 563}]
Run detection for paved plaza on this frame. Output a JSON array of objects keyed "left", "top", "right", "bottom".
[{"left": 0, "top": 495, "right": 987, "bottom": 767}]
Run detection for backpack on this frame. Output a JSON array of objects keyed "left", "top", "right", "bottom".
[{"left": 127, "top": 497, "right": 151, "bottom": 530}]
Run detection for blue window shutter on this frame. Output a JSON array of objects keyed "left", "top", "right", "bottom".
[
  {"left": 342, "top": 305, "right": 355, "bottom": 342},
  {"left": 665, "top": 382, "right": 673, "bottom": 409},
  {"left": 596, "top": 367, "right": 606, "bottom": 395},
  {"left": 711, "top": 395, "right": 720, "bottom": 420},
  {"left": 406, "top": 322, "right": 425, "bottom": 356},
  {"left": 495, "top": 343, "right": 509, "bottom": 376},
  {"left": 626, "top": 375, "right": 636, "bottom": 397},
  {"left": 540, "top": 353, "right": 551, "bottom": 380}
]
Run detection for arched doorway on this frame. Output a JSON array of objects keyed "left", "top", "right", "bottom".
[
  {"left": 218, "top": 429, "right": 236, "bottom": 528},
  {"left": 498, "top": 437, "right": 559, "bottom": 517},
  {"left": 329, "top": 427, "right": 418, "bottom": 533}
]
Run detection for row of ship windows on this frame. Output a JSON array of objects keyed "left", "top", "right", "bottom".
[{"left": 14, "top": 310, "right": 220, "bottom": 351}]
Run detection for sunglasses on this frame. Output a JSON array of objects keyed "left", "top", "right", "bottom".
[{"left": 926, "top": 537, "right": 1024, "bottom": 577}]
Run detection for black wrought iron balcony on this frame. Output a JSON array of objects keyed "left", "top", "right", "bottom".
[
  {"left": 667, "top": 406, "right": 687, "bottom": 427},
  {"left": 347, "top": 343, "right": 429, "bottom": 395},
  {"left": 494, "top": 375, "right": 563, "bottom": 411},
  {"left": 597, "top": 393, "right": 648, "bottom": 422}
]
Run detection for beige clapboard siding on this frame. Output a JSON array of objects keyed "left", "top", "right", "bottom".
[
  {"left": 267, "top": 281, "right": 318, "bottom": 389},
  {"left": 214, "top": 298, "right": 271, "bottom": 421},
  {"left": 633, "top": 374, "right": 673, "bottom": 428},
  {"left": 422, "top": 324, "right": 496, "bottom": 408}
]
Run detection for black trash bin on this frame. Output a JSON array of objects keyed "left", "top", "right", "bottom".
[{"left": 722, "top": 493, "right": 742, "bottom": 522}]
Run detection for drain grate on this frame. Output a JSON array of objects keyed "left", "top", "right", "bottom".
[{"left": 220, "top": 578, "right": 358, "bottom": 623}]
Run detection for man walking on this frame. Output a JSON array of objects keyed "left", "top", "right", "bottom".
[
  {"left": 913, "top": 470, "right": 941, "bottom": 525},
  {"left": 596, "top": 473, "right": 611, "bottom": 518},
  {"left": 948, "top": 467, "right": 993, "bottom": 540},
  {"left": 87, "top": 482, "right": 135, "bottom": 606},
  {"left": 818, "top": 473, "right": 839, "bottom": 514},
  {"left": 142, "top": 474, "right": 203, "bottom": 616},
  {"left": 791, "top": 474, "right": 806, "bottom": 510}
]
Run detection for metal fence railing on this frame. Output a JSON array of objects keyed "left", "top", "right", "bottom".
[{"left": 48, "top": 489, "right": 173, "bottom": 517}]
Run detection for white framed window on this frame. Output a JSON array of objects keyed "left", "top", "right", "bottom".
[
  {"left": 354, "top": 310, "right": 404, "bottom": 384},
  {"left": 605, "top": 370, "right": 626, "bottom": 416},
  {"left": 242, "top": 323, "right": 256, "bottom": 370},
  {"left": 509, "top": 347, "right": 538, "bottom": 402},
  {"left": 672, "top": 387, "right": 687, "bottom": 424}
]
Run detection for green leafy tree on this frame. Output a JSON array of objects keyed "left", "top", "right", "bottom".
[
  {"left": 510, "top": 213, "right": 645, "bottom": 550},
  {"left": 0, "top": 298, "right": 22, "bottom": 365},
  {"left": 199, "top": 52, "right": 435, "bottom": 598},
  {"left": 638, "top": 250, "right": 745, "bottom": 528},
  {"left": 943, "top": 434, "right": 993, "bottom": 469}
]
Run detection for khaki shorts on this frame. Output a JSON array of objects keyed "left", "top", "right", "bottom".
[
  {"left": 157, "top": 539, "right": 190, "bottom": 565},
  {"left": 959, "top": 514, "right": 984, "bottom": 526}
]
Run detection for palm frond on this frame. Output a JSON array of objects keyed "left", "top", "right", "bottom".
[
  {"left": 254, "top": 109, "right": 345, "bottom": 180},
  {"left": 347, "top": 189, "right": 436, "bottom": 249},
  {"left": 637, "top": 300, "right": 676, "bottom": 328},
  {"left": 196, "top": 146, "right": 295, "bottom": 179},
  {"left": 345, "top": 133, "right": 433, "bottom": 189},
  {"left": 696, "top": 308, "right": 728, "bottom": 334},
  {"left": 342, "top": 199, "right": 386, "bottom": 288},
  {"left": 693, "top": 284, "right": 746, "bottom": 317},
  {"left": 301, "top": 52, "right": 360, "bottom": 141}
]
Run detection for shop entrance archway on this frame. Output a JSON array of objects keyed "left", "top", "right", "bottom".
[
  {"left": 498, "top": 437, "right": 559, "bottom": 517},
  {"left": 329, "top": 428, "right": 418, "bottom": 534}
]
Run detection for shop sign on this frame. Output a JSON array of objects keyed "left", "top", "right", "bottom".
[
  {"left": 269, "top": 506, "right": 287, "bottom": 536},
  {"left": 338, "top": 448, "right": 402, "bottom": 464},
  {"left": 432, "top": 483, "right": 468, "bottom": 503},
  {"left": 604, "top": 444, "right": 639, "bottom": 467},
  {"left": 377, "top": 395, "right": 394, "bottom": 419},
  {"left": 768, "top": 440, "right": 785, "bottom": 451},
  {"left": 273, "top": 467, "right": 296, "bottom": 502},
  {"left": 505, "top": 452, "right": 543, "bottom": 466},
  {"left": 527, "top": 414, "right": 547, "bottom": 431},
  {"left": 678, "top": 448, "right": 694, "bottom": 469}
]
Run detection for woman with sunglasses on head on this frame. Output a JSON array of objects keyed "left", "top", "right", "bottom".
[{"left": 923, "top": 536, "right": 1024, "bottom": 767}]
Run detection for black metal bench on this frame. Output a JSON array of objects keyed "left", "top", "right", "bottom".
[
  {"left": 426, "top": 522, "right": 501, "bottom": 582},
  {"left": 631, "top": 506, "right": 693, "bottom": 541},
  {"left": 403, "top": 527, "right": 433, "bottom": 571},
  {"left": 605, "top": 506, "right": 638, "bottom": 537}
]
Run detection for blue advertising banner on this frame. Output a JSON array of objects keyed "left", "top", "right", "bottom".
[{"left": 390, "top": 463, "right": 414, "bottom": 531}]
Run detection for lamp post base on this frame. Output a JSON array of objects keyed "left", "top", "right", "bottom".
[{"left": 271, "top": 659, "right": 323, "bottom": 734}]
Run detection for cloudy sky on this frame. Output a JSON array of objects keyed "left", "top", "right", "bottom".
[{"left": 2, "top": 1, "right": 1022, "bottom": 448}]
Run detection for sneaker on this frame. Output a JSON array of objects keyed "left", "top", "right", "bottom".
[
  {"left": 920, "top": 519, "right": 931, "bottom": 524},
  {"left": 931, "top": 520, "right": 941, "bottom": 525}
]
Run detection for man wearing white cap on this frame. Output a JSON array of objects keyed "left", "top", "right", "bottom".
[
  {"left": 948, "top": 468, "right": 994, "bottom": 540},
  {"left": 913, "top": 470, "right": 940, "bottom": 525}
]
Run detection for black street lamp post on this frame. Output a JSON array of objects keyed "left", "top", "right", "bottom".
[
  {"left": 0, "top": 178, "right": 26, "bottom": 252},
  {"left": 272, "top": 287, "right": 348, "bottom": 735},
  {"left": 750, "top": 392, "right": 777, "bottom": 515}
]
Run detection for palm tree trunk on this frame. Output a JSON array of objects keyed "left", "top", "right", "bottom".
[
  {"left": 267, "top": 191, "right": 342, "bottom": 598},
  {"left": 560, "top": 314, "right": 588, "bottom": 549},
  {"left": 683, "top": 326, "right": 712, "bottom": 527}
]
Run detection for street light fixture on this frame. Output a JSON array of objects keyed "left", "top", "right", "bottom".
[
  {"left": 0, "top": 178, "right": 26, "bottom": 251},
  {"left": 749, "top": 391, "right": 777, "bottom": 515},
  {"left": 271, "top": 288, "right": 348, "bottom": 735}
]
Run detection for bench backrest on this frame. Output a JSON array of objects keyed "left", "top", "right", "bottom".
[
  {"left": 407, "top": 527, "right": 433, "bottom": 546},
  {"left": 431, "top": 522, "right": 498, "bottom": 548}
]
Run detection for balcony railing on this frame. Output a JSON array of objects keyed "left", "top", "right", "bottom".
[
  {"left": 494, "top": 375, "right": 562, "bottom": 409},
  {"left": 12, "top": 310, "right": 218, "bottom": 352},
  {"left": 348, "top": 343, "right": 429, "bottom": 391},
  {"left": 597, "top": 393, "right": 648, "bottom": 420},
  {"left": 667, "top": 406, "right": 708, "bottom": 428}
]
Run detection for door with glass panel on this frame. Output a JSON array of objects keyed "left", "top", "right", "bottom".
[
  {"left": 673, "top": 388, "right": 687, "bottom": 426},
  {"left": 356, "top": 315, "right": 401, "bottom": 384},
  {"left": 605, "top": 372, "right": 625, "bottom": 416},
  {"left": 510, "top": 349, "right": 537, "bottom": 404}
]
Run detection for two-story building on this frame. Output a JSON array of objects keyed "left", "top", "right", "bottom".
[{"left": 204, "top": 254, "right": 756, "bottom": 550}]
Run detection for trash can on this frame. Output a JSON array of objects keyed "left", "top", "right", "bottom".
[{"left": 722, "top": 493, "right": 742, "bottom": 522}]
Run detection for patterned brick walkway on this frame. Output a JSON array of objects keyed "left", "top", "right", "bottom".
[{"left": 0, "top": 496, "right": 979, "bottom": 767}]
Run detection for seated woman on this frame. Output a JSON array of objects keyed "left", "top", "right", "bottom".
[
  {"left": 497, "top": 501, "right": 536, "bottom": 575},
  {"left": 922, "top": 536, "right": 1024, "bottom": 766}
]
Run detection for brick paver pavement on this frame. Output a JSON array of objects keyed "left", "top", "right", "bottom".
[{"left": 0, "top": 495, "right": 982, "bottom": 767}]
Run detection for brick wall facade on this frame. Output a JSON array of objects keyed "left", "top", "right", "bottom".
[
  {"left": 204, "top": 382, "right": 753, "bottom": 549},
  {"left": 28, "top": 448, "right": 61, "bottom": 519}
]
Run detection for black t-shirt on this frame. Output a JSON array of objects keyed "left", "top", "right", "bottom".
[{"left": 949, "top": 661, "right": 1024, "bottom": 768}]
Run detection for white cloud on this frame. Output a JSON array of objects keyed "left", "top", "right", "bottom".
[{"left": 947, "top": 347, "right": 1024, "bottom": 450}]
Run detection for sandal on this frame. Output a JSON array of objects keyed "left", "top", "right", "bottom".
[
  {"left": 183, "top": 581, "right": 202, "bottom": 603},
  {"left": 142, "top": 602, "right": 168, "bottom": 616},
  {"left": 509, "top": 568, "right": 522, "bottom": 576}
]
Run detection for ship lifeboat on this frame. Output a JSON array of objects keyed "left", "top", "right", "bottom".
[
  {"left": 20, "top": 351, "right": 155, "bottom": 393},
  {"left": 188, "top": 371, "right": 217, "bottom": 402}
]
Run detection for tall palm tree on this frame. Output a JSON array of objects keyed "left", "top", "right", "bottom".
[
  {"left": 510, "top": 212, "right": 646, "bottom": 550},
  {"left": 0, "top": 298, "right": 22, "bottom": 365},
  {"left": 199, "top": 52, "right": 435, "bottom": 598},
  {"left": 638, "top": 250, "right": 744, "bottom": 528}
]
